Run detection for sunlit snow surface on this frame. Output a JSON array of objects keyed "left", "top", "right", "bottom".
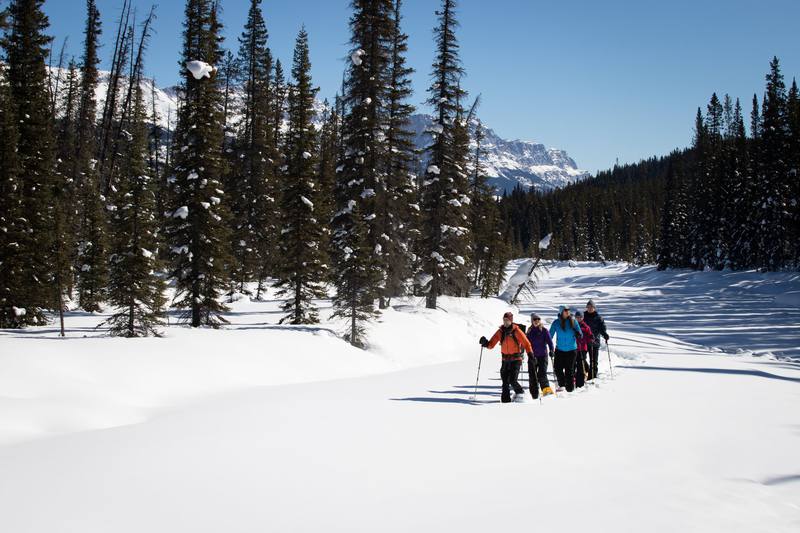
[{"left": 0, "top": 262, "right": 798, "bottom": 532}]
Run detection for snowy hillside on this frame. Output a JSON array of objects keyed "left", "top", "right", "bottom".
[
  {"left": 1, "top": 262, "right": 798, "bottom": 532},
  {"left": 410, "top": 114, "right": 591, "bottom": 192},
  {"left": 60, "top": 68, "right": 590, "bottom": 193}
]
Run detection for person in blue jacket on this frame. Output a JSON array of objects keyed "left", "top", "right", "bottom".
[{"left": 549, "top": 305, "right": 583, "bottom": 392}]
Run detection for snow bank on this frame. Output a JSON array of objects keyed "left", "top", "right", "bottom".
[{"left": 0, "top": 288, "right": 513, "bottom": 446}]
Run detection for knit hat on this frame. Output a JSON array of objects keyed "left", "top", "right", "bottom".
[
  {"left": 503, "top": 312, "right": 514, "bottom": 321},
  {"left": 587, "top": 299, "right": 596, "bottom": 308},
  {"left": 575, "top": 311, "right": 584, "bottom": 318},
  {"left": 530, "top": 313, "right": 541, "bottom": 321}
]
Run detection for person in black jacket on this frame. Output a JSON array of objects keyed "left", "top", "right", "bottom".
[{"left": 583, "top": 300, "right": 609, "bottom": 380}]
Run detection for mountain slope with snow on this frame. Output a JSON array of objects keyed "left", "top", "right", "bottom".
[
  {"left": 410, "top": 114, "right": 590, "bottom": 192},
  {"left": 71, "top": 68, "right": 590, "bottom": 193}
]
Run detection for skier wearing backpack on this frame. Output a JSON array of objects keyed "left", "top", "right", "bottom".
[
  {"left": 479, "top": 312, "right": 533, "bottom": 403},
  {"left": 584, "top": 300, "right": 609, "bottom": 380},
  {"left": 526, "top": 313, "right": 554, "bottom": 398},
  {"left": 574, "top": 311, "right": 594, "bottom": 388},
  {"left": 548, "top": 306, "right": 582, "bottom": 392}
]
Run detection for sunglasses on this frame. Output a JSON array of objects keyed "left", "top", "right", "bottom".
[{"left": 532, "top": 318, "right": 540, "bottom": 321}]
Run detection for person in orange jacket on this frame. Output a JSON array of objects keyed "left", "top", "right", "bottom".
[{"left": 480, "top": 312, "right": 533, "bottom": 403}]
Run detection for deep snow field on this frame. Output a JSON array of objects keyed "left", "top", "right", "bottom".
[{"left": 0, "top": 261, "right": 798, "bottom": 532}]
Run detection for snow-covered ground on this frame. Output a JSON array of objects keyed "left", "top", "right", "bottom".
[{"left": 0, "top": 262, "right": 798, "bottom": 532}]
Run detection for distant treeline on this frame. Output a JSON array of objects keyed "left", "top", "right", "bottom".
[{"left": 500, "top": 57, "right": 799, "bottom": 271}]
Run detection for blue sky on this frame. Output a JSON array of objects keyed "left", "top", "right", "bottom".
[{"left": 39, "top": 0, "right": 800, "bottom": 173}]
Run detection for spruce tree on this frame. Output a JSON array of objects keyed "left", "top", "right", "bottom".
[
  {"left": 1, "top": 0, "right": 57, "bottom": 325},
  {"left": 315, "top": 100, "right": 337, "bottom": 247},
  {"left": 53, "top": 59, "right": 80, "bottom": 332},
  {"left": 105, "top": 57, "right": 166, "bottom": 337},
  {"left": 419, "top": 0, "right": 472, "bottom": 308},
  {"left": 274, "top": 28, "right": 327, "bottom": 325},
  {"left": 228, "top": 0, "right": 279, "bottom": 297},
  {"left": 470, "top": 119, "right": 507, "bottom": 293},
  {"left": 725, "top": 98, "right": 751, "bottom": 269},
  {"left": 0, "top": 41, "right": 24, "bottom": 327},
  {"left": 331, "top": 0, "right": 395, "bottom": 345},
  {"left": 380, "top": 0, "right": 417, "bottom": 305},
  {"left": 686, "top": 107, "right": 708, "bottom": 269},
  {"left": 271, "top": 59, "right": 286, "bottom": 149},
  {"left": 74, "top": 0, "right": 107, "bottom": 311},
  {"left": 164, "top": 0, "right": 231, "bottom": 327},
  {"left": 787, "top": 79, "right": 800, "bottom": 267},
  {"left": 704, "top": 93, "right": 726, "bottom": 269},
  {"left": 756, "top": 57, "right": 792, "bottom": 270}
]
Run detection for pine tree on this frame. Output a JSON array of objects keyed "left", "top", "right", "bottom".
[
  {"left": 105, "top": 53, "right": 166, "bottom": 337},
  {"left": 1, "top": 0, "right": 57, "bottom": 326},
  {"left": 271, "top": 59, "right": 286, "bottom": 149},
  {"left": 704, "top": 93, "right": 726, "bottom": 269},
  {"left": 274, "top": 28, "right": 327, "bottom": 325},
  {"left": 228, "top": 0, "right": 278, "bottom": 297},
  {"left": 725, "top": 98, "right": 751, "bottom": 269},
  {"left": 0, "top": 36, "right": 24, "bottom": 327},
  {"left": 419, "top": 0, "right": 472, "bottom": 309},
  {"left": 380, "top": 0, "right": 417, "bottom": 305},
  {"left": 686, "top": 106, "right": 709, "bottom": 269},
  {"left": 316, "top": 100, "right": 338, "bottom": 247},
  {"left": 331, "top": 0, "right": 396, "bottom": 345},
  {"left": 164, "top": 0, "right": 231, "bottom": 327},
  {"left": 756, "top": 57, "right": 792, "bottom": 270},
  {"left": 52, "top": 59, "right": 80, "bottom": 333},
  {"left": 787, "top": 79, "right": 800, "bottom": 267},
  {"left": 74, "top": 0, "right": 107, "bottom": 311},
  {"left": 470, "top": 119, "right": 507, "bottom": 293}
]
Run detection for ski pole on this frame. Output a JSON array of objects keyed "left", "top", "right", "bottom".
[
  {"left": 606, "top": 340, "right": 613, "bottom": 378},
  {"left": 471, "top": 346, "right": 485, "bottom": 401}
]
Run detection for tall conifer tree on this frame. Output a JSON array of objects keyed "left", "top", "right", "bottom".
[
  {"left": 74, "top": 0, "right": 106, "bottom": 311},
  {"left": 274, "top": 28, "right": 327, "bottom": 324},
  {"left": 164, "top": 0, "right": 231, "bottom": 327},
  {"left": 1, "top": 0, "right": 57, "bottom": 325},
  {"left": 331, "top": 0, "right": 394, "bottom": 345},
  {"left": 228, "top": 0, "right": 279, "bottom": 296},
  {"left": 419, "top": 0, "right": 472, "bottom": 308},
  {"left": 380, "top": 0, "right": 417, "bottom": 305},
  {"left": 105, "top": 51, "right": 166, "bottom": 337}
]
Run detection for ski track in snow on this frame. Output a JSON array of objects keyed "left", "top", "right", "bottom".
[{"left": 0, "top": 262, "right": 799, "bottom": 532}]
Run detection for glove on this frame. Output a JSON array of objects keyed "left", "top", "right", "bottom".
[
  {"left": 479, "top": 336, "right": 489, "bottom": 347},
  {"left": 603, "top": 334, "right": 610, "bottom": 342}
]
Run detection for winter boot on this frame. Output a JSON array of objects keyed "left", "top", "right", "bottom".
[{"left": 542, "top": 386, "right": 554, "bottom": 396}]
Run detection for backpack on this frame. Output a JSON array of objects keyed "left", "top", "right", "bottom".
[{"left": 500, "top": 323, "right": 527, "bottom": 354}]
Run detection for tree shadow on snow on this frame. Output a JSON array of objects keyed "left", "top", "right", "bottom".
[
  {"left": 618, "top": 365, "right": 800, "bottom": 383},
  {"left": 391, "top": 385, "right": 502, "bottom": 405},
  {"left": 761, "top": 474, "right": 800, "bottom": 486}
]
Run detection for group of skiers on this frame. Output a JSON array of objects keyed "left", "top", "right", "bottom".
[{"left": 479, "top": 300, "right": 610, "bottom": 403}]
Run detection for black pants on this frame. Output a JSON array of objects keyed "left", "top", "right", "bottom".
[
  {"left": 575, "top": 350, "right": 588, "bottom": 388},
  {"left": 500, "top": 359, "right": 524, "bottom": 402},
  {"left": 527, "top": 356, "right": 550, "bottom": 398},
  {"left": 553, "top": 349, "right": 577, "bottom": 392},
  {"left": 588, "top": 344, "right": 600, "bottom": 380}
]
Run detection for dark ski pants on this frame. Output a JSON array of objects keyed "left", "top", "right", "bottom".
[
  {"left": 588, "top": 344, "right": 600, "bottom": 380},
  {"left": 553, "top": 349, "right": 577, "bottom": 392},
  {"left": 500, "top": 359, "right": 524, "bottom": 403},
  {"left": 527, "top": 356, "right": 550, "bottom": 398},
  {"left": 575, "top": 350, "right": 588, "bottom": 388}
]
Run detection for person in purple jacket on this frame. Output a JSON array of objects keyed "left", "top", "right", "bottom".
[{"left": 526, "top": 313, "right": 555, "bottom": 398}]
